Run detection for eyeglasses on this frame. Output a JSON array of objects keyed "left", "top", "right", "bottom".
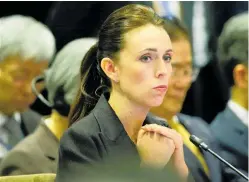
[
  {"left": 171, "top": 65, "right": 199, "bottom": 82},
  {"left": 0, "top": 56, "right": 48, "bottom": 83},
  {"left": 171, "top": 64, "right": 193, "bottom": 77},
  {"left": 162, "top": 15, "right": 199, "bottom": 82}
]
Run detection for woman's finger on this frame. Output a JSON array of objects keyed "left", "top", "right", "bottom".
[{"left": 143, "top": 124, "right": 183, "bottom": 148}]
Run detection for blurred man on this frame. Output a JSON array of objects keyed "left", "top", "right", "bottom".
[
  {"left": 0, "top": 15, "right": 56, "bottom": 158},
  {"left": 210, "top": 13, "right": 248, "bottom": 182},
  {"left": 0, "top": 38, "right": 96, "bottom": 175}
]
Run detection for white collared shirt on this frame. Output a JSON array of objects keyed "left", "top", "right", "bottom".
[
  {"left": 228, "top": 100, "right": 248, "bottom": 127},
  {"left": 0, "top": 112, "right": 21, "bottom": 127}
]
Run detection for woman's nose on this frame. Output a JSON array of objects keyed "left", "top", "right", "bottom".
[{"left": 155, "top": 60, "right": 171, "bottom": 78}]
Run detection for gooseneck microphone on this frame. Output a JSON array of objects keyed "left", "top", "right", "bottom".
[{"left": 190, "top": 135, "right": 249, "bottom": 181}]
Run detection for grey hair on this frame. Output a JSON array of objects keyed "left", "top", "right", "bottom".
[
  {"left": 217, "top": 12, "right": 248, "bottom": 65},
  {"left": 45, "top": 38, "right": 97, "bottom": 105},
  {"left": 0, "top": 15, "right": 56, "bottom": 62}
]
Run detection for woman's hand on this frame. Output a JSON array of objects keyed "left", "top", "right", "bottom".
[
  {"left": 141, "top": 124, "right": 189, "bottom": 181},
  {"left": 136, "top": 125, "right": 175, "bottom": 169}
]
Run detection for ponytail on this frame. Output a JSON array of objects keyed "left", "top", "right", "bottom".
[{"left": 69, "top": 44, "right": 102, "bottom": 126}]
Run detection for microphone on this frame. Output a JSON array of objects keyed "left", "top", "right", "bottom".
[{"left": 190, "top": 135, "right": 249, "bottom": 181}]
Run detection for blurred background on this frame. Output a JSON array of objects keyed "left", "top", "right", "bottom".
[
  {"left": 0, "top": 1, "right": 247, "bottom": 123},
  {"left": 0, "top": 1, "right": 248, "bottom": 181}
]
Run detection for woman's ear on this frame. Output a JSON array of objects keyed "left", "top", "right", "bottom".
[{"left": 100, "top": 57, "right": 119, "bottom": 83}]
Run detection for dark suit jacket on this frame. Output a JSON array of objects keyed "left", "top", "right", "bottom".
[
  {"left": 56, "top": 93, "right": 194, "bottom": 182},
  {"left": 177, "top": 114, "right": 223, "bottom": 182},
  {"left": 0, "top": 121, "right": 59, "bottom": 176},
  {"left": 210, "top": 106, "right": 248, "bottom": 182}
]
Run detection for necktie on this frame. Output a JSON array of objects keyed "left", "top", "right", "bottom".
[{"left": 168, "top": 118, "right": 210, "bottom": 176}]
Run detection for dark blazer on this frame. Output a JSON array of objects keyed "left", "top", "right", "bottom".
[
  {"left": 177, "top": 114, "right": 223, "bottom": 182},
  {"left": 0, "top": 121, "right": 59, "bottom": 176},
  {"left": 56, "top": 93, "right": 194, "bottom": 182},
  {"left": 210, "top": 106, "right": 248, "bottom": 182}
]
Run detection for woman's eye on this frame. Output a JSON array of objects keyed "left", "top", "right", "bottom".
[
  {"left": 164, "top": 55, "right": 172, "bottom": 62},
  {"left": 140, "top": 55, "right": 152, "bottom": 62}
]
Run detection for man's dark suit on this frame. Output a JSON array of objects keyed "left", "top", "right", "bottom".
[
  {"left": 0, "top": 121, "right": 59, "bottom": 176},
  {"left": 55, "top": 93, "right": 194, "bottom": 182},
  {"left": 177, "top": 114, "right": 223, "bottom": 182},
  {"left": 211, "top": 106, "right": 248, "bottom": 182}
]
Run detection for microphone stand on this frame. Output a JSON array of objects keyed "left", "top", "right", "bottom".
[{"left": 190, "top": 135, "right": 249, "bottom": 181}]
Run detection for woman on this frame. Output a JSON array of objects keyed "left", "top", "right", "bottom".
[{"left": 56, "top": 4, "right": 190, "bottom": 182}]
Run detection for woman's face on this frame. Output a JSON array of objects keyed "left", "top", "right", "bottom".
[
  {"left": 115, "top": 24, "right": 173, "bottom": 108},
  {"left": 152, "top": 40, "right": 192, "bottom": 117}
]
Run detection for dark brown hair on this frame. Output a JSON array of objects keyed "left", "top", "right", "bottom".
[
  {"left": 162, "top": 15, "right": 190, "bottom": 42},
  {"left": 69, "top": 4, "right": 173, "bottom": 125}
]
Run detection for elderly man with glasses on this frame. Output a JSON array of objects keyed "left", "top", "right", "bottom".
[{"left": 0, "top": 15, "right": 56, "bottom": 159}]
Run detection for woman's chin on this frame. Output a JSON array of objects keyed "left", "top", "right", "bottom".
[{"left": 146, "top": 98, "right": 164, "bottom": 108}]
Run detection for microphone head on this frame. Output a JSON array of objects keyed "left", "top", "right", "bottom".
[
  {"left": 189, "top": 135, "right": 203, "bottom": 147},
  {"left": 190, "top": 135, "right": 209, "bottom": 150}
]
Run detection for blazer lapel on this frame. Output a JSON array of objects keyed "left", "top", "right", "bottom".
[
  {"left": 178, "top": 115, "right": 222, "bottom": 182},
  {"left": 35, "top": 122, "right": 59, "bottom": 173},
  {"left": 183, "top": 144, "right": 210, "bottom": 182},
  {"left": 218, "top": 107, "right": 248, "bottom": 156},
  {"left": 93, "top": 92, "right": 170, "bottom": 166},
  {"left": 21, "top": 109, "right": 41, "bottom": 135}
]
